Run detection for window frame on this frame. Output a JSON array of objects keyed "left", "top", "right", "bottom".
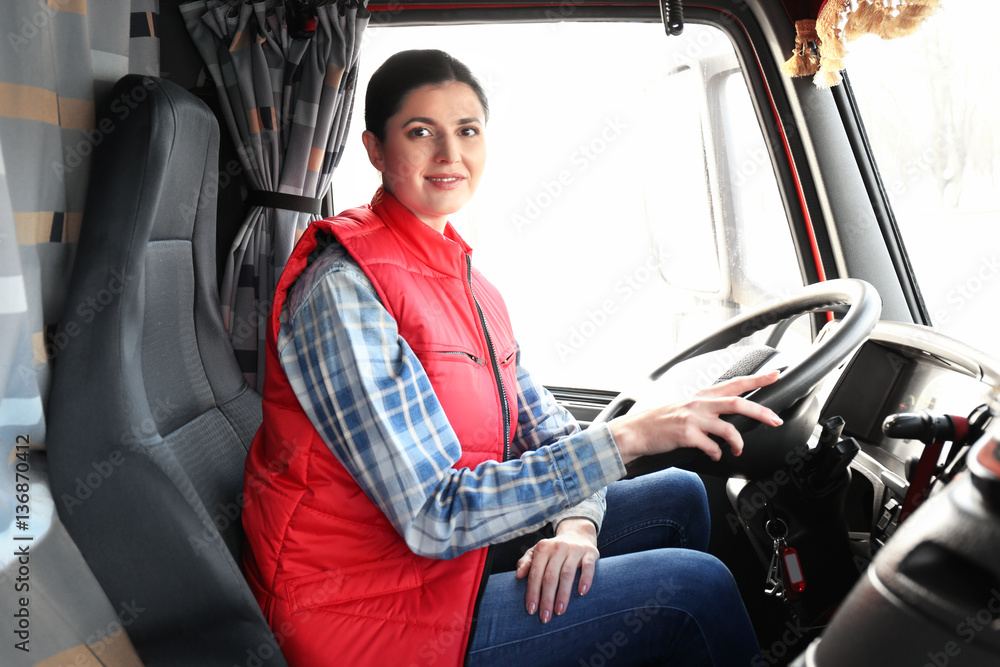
[
  {"left": 365, "top": 0, "right": 825, "bottom": 283},
  {"left": 358, "top": 0, "right": 911, "bottom": 400},
  {"left": 832, "top": 72, "right": 931, "bottom": 325}
]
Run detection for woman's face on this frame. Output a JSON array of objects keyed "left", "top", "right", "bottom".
[{"left": 363, "top": 80, "right": 486, "bottom": 232}]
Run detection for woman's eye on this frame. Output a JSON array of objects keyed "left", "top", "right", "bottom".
[{"left": 408, "top": 127, "right": 431, "bottom": 138}]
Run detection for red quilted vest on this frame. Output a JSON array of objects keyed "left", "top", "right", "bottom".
[{"left": 241, "top": 188, "right": 518, "bottom": 666}]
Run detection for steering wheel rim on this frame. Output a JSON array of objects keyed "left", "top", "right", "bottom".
[{"left": 594, "top": 279, "right": 882, "bottom": 475}]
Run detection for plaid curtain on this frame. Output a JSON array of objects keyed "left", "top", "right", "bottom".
[
  {"left": 0, "top": 1, "right": 159, "bottom": 663},
  {"left": 181, "top": 0, "right": 369, "bottom": 390}
]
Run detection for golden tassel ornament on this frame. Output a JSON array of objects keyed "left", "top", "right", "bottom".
[{"left": 781, "top": 0, "right": 943, "bottom": 88}]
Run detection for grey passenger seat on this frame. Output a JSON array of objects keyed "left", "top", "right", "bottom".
[{"left": 47, "top": 75, "right": 286, "bottom": 666}]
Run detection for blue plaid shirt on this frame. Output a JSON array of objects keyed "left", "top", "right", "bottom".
[{"left": 277, "top": 243, "right": 626, "bottom": 559}]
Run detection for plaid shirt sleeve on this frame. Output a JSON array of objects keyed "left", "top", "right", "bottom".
[
  {"left": 512, "top": 355, "right": 611, "bottom": 533},
  {"left": 277, "top": 244, "right": 626, "bottom": 560}
]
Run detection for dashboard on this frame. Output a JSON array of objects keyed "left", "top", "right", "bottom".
[
  {"left": 568, "top": 314, "right": 999, "bottom": 631},
  {"left": 719, "top": 319, "right": 1000, "bottom": 630},
  {"left": 818, "top": 321, "right": 999, "bottom": 555}
]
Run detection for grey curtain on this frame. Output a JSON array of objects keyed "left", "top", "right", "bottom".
[
  {"left": 0, "top": 1, "right": 161, "bottom": 663},
  {"left": 0, "top": 1, "right": 159, "bottom": 664},
  {"left": 181, "top": 0, "right": 369, "bottom": 390},
  {"left": 0, "top": 0, "right": 159, "bottom": 537}
]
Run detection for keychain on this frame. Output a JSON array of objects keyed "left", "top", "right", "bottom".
[{"left": 763, "top": 517, "right": 806, "bottom": 601}]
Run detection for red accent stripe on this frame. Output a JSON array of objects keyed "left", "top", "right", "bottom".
[
  {"left": 369, "top": 2, "right": 650, "bottom": 9},
  {"left": 693, "top": 5, "right": 827, "bottom": 284},
  {"left": 899, "top": 438, "right": 945, "bottom": 522},
  {"left": 779, "top": 124, "right": 827, "bottom": 283}
]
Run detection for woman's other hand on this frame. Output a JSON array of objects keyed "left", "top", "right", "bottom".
[
  {"left": 516, "top": 519, "right": 599, "bottom": 623},
  {"left": 609, "top": 370, "right": 784, "bottom": 465}
]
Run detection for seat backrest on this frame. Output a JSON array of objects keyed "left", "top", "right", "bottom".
[{"left": 48, "top": 75, "right": 286, "bottom": 666}]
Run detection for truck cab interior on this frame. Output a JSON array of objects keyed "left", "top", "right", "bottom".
[{"left": 3, "top": 1, "right": 1000, "bottom": 666}]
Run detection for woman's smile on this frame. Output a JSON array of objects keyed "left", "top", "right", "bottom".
[
  {"left": 363, "top": 80, "right": 486, "bottom": 232},
  {"left": 425, "top": 173, "right": 466, "bottom": 189}
]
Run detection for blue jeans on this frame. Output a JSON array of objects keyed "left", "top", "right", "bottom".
[{"left": 467, "top": 469, "right": 760, "bottom": 666}]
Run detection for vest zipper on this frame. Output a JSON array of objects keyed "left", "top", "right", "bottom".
[
  {"left": 431, "top": 350, "right": 486, "bottom": 365},
  {"left": 465, "top": 255, "right": 508, "bottom": 664},
  {"left": 465, "top": 255, "right": 511, "bottom": 459}
]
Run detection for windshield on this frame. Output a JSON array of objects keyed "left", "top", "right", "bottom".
[
  {"left": 334, "top": 21, "right": 806, "bottom": 391},
  {"left": 847, "top": 1, "right": 1000, "bottom": 358}
]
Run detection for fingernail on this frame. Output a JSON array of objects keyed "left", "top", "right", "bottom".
[
  {"left": 541, "top": 610, "right": 551, "bottom": 624},
  {"left": 556, "top": 602, "right": 565, "bottom": 615},
  {"left": 580, "top": 583, "right": 589, "bottom": 595},
  {"left": 527, "top": 602, "right": 536, "bottom": 615},
  {"left": 771, "top": 413, "right": 783, "bottom": 426}
]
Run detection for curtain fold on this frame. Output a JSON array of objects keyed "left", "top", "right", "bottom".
[
  {"left": 0, "top": 1, "right": 159, "bottom": 662},
  {"left": 181, "top": 0, "right": 369, "bottom": 390},
  {"left": 1, "top": 0, "right": 158, "bottom": 536}
]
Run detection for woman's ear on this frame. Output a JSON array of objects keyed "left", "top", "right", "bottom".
[{"left": 362, "top": 131, "right": 385, "bottom": 172}]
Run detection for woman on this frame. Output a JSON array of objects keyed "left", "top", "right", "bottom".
[{"left": 241, "top": 49, "right": 782, "bottom": 666}]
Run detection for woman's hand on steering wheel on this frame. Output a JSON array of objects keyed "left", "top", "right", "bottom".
[{"left": 608, "top": 370, "right": 784, "bottom": 465}]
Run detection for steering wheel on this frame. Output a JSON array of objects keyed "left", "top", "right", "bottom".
[{"left": 593, "top": 279, "right": 882, "bottom": 478}]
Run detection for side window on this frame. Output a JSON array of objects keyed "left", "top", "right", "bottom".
[
  {"left": 846, "top": 3, "right": 1000, "bottom": 356},
  {"left": 335, "top": 21, "right": 803, "bottom": 391}
]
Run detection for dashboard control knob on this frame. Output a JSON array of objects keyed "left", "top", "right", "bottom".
[{"left": 882, "top": 411, "right": 969, "bottom": 445}]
